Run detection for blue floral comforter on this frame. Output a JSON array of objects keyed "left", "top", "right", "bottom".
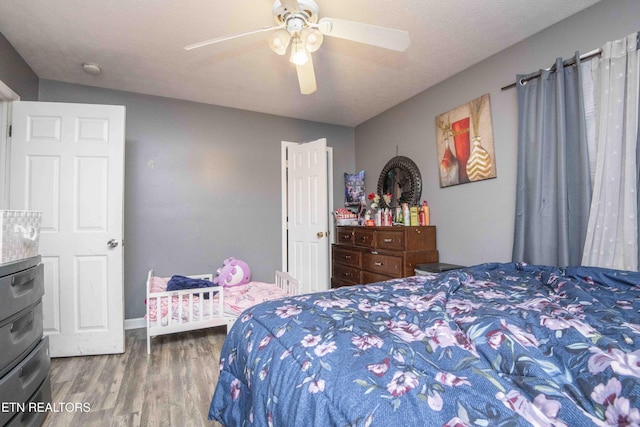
[{"left": 209, "top": 263, "right": 640, "bottom": 426}]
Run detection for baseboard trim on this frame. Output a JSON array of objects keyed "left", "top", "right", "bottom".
[{"left": 125, "top": 317, "right": 146, "bottom": 330}]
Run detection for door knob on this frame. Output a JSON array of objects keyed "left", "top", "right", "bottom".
[
  {"left": 316, "top": 231, "right": 327, "bottom": 238},
  {"left": 107, "top": 239, "right": 119, "bottom": 248}
]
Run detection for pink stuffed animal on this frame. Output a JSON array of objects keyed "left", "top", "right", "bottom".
[{"left": 213, "top": 257, "right": 251, "bottom": 288}]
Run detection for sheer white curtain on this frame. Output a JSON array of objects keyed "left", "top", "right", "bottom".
[{"left": 581, "top": 32, "right": 639, "bottom": 271}]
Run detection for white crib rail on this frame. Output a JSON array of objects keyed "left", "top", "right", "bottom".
[
  {"left": 146, "top": 270, "right": 226, "bottom": 354},
  {"left": 275, "top": 270, "right": 300, "bottom": 296},
  {"left": 146, "top": 270, "right": 300, "bottom": 354}
]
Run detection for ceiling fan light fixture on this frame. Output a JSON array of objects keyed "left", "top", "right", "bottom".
[
  {"left": 289, "top": 35, "right": 309, "bottom": 65},
  {"left": 268, "top": 29, "right": 291, "bottom": 55},
  {"left": 303, "top": 27, "right": 323, "bottom": 53}
]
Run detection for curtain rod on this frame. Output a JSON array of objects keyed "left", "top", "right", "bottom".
[{"left": 500, "top": 48, "right": 602, "bottom": 91}]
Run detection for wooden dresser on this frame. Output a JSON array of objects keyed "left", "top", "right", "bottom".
[{"left": 331, "top": 226, "right": 439, "bottom": 288}]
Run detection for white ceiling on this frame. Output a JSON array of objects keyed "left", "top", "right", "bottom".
[{"left": 0, "top": 0, "right": 600, "bottom": 127}]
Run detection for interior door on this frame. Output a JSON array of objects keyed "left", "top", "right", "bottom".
[
  {"left": 0, "top": 80, "right": 20, "bottom": 209},
  {"left": 0, "top": 100, "right": 10, "bottom": 209},
  {"left": 286, "top": 138, "right": 330, "bottom": 293},
  {"left": 9, "top": 100, "right": 126, "bottom": 357}
]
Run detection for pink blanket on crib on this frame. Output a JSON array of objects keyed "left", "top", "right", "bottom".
[{"left": 146, "top": 276, "right": 289, "bottom": 322}]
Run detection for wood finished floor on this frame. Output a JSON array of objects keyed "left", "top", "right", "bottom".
[{"left": 43, "top": 327, "right": 226, "bottom": 427}]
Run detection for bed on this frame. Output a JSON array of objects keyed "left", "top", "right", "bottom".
[
  {"left": 145, "top": 270, "right": 299, "bottom": 354},
  {"left": 209, "top": 262, "right": 640, "bottom": 426}
]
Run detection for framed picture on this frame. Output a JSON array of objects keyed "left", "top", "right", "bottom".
[
  {"left": 435, "top": 94, "right": 496, "bottom": 188},
  {"left": 344, "top": 170, "right": 365, "bottom": 207}
]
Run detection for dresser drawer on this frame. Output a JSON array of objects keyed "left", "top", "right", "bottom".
[
  {"left": 5, "top": 374, "right": 51, "bottom": 427},
  {"left": 353, "top": 228, "right": 374, "bottom": 248},
  {"left": 332, "top": 246, "right": 361, "bottom": 267},
  {"left": 331, "top": 277, "right": 353, "bottom": 289},
  {"left": 0, "top": 337, "right": 50, "bottom": 426},
  {"left": 0, "top": 302, "right": 43, "bottom": 374},
  {"left": 375, "top": 230, "right": 405, "bottom": 251},
  {"left": 406, "top": 251, "right": 440, "bottom": 274},
  {"left": 336, "top": 228, "right": 354, "bottom": 245},
  {"left": 362, "top": 252, "right": 403, "bottom": 277},
  {"left": 406, "top": 227, "right": 437, "bottom": 251},
  {"left": 332, "top": 263, "right": 361, "bottom": 285},
  {"left": 0, "top": 263, "right": 44, "bottom": 321},
  {"left": 362, "top": 270, "right": 395, "bottom": 285}
]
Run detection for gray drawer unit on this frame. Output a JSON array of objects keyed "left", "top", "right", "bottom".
[
  {"left": 0, "top": 302, "right": 44, "bottom": 377},
  {"left": 0, "top": 262, "right": 44, "bottom": 318},
  {"left": 0, "top": 337, "right": 50, "bottom": 426},
  {"left": 5, "top": 375, "right": 51, "bottom": 427},
  {"left": 0, "top": 256, "right": 50, "bottom": 427}
]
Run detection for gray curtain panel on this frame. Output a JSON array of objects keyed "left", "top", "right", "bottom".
[{"left": 512, "top": 54, "right": 592, "bottom": 267}]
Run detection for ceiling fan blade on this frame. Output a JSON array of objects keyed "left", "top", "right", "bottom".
[
  {"left": 184, "top": 25, "right": 283, "bottom": 51},
  {"left": 317, "top": 17, "right": 410, "bottom": 52},
  {"left": 296, "top": 54, "right": 317, "bottom": 95}
]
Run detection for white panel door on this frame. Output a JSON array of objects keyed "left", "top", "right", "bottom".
[
  {"left": 287, "top": 139, "right": 329, "bottom": 293},
  {"left": 10, "top": 101, "right": 125, "bottom": 357}
]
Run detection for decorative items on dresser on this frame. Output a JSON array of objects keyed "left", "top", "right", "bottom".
[
  {"left": 332, "top": 226, "right": 439, "bottom": 288},
  {"left": 0, "top": 255, "right": 51, "bottom": 427}
]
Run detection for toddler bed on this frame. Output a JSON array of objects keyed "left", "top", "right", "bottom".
[{"left": 145, "top": 270, "right": 299, "bottom": 354}]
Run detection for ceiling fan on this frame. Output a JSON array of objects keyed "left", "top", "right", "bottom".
[{"left": 184, "top": 0, "right": 411, "bottom": 95}]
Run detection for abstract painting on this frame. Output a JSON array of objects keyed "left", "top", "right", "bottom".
[{"left": 435, "top": 94, "right": 496, "bottom": 187}]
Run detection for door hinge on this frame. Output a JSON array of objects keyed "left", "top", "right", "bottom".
[{"left": 8, "top": 125, "right": 11, "bottom": 137}]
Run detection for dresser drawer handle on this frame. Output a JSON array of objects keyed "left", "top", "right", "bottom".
[
  {"left": 343, "top": 272, "right": 351, "bottom": 277},
  {"left": 10, "top": 311, "right": 34, "bottom": 335},
  {"left": 383, "top": 238, "right": 393, "bottom": 243},
  {"left": 344, "top": 255, "right": 351, "bottom": 260},
  {"left": 19, "top": 353, "right": 40, "bottom": 381},
  {"left": 374, "top": 262, "right": 383, "bottom": 266},
  {"left": 11, "top": 270, "right": 36, "bottom": 288}
]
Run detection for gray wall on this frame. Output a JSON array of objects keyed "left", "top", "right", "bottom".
[
  {"left": 39, "top": 80, "right": 355, "bottom": 319},
  {"left": 0, "top": 32, "right": 38, "bottom": 100},
  {"left": 7, "top": 0, "right": 640, "bottom": 318},
  {"left": 355, "top": 0, "right": 640, "bottom": 267}
]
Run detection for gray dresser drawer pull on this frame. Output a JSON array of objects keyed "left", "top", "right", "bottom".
[
  {"left": 383, "top": 238, "right": 393, "bottom": 243},
  {"left": 11, "top": 270, "right": 36, "bottom": 288},
  {"left": 10, "top": 311, "right": 34, "bottom": 335},
  {"left": 19, "top": 355, "right": 40, "bottom": 382},
  {"left": 374, "top": 262, "right": 383, "bottom": 266}
]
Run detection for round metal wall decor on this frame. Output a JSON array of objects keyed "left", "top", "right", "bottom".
[{"left": 377, "top": 156, "right": 422, "bottom": 209}]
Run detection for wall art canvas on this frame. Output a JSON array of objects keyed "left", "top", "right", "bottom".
[
  {"left": 435, "top": 94, "right": 496, "bottom": 187},
  {"left": 344, "top": 170, "right": 365, "bottom": 207}
]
